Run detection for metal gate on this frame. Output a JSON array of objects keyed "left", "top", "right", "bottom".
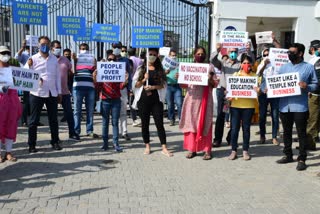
[{"left": 0, "top": 0, "right": 210, "bottom": 59}]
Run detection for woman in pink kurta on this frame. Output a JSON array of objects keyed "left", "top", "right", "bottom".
[
  {"left": 179, "top": 46, "right": 218, "bottom": 160},
  {"left": 0, "top": 46, "right": 22, "bottom": 162}
]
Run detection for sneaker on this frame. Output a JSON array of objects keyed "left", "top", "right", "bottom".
[
  {"left": 132, "top": 120, "right": 141, "bottom": 127},
  {"left": 114, "top": 145, "right": 123, "bottom": 152},
  {"left": 69, "top": 134, "right": 80, "bottom": 142},
  {"left": 121, "top": 134, "right": 131, "bottom": 141},
  {"left": 276, "top": 156, "right": 294, "bottom": 164},
  {"left": 212, "top": 140, "right": 221, "bottom": 148},
  {"left": 296, "top": 161, "right": 307, "bottom": 171},
  {"left": 87, "top": 133, "right": 99, "bottom": 139},
  {"left": 169, "top": 120, "right": 175, "bottom": 126},
  {"left": 101, "top": 144, "right": 109, "bottom": 151},
  {"left": 52, "top": 143, "right": 62, "bottom": 150}
]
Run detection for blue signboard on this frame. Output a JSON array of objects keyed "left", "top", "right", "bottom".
[
  {"left": 12, "top": 1, "right": 47, "bottom": 25},
  {"left": 74, "top": 27, "right": 92, "bottom": 42},
  {"left": 1, "top": 0, "right": 29, "bottom": 6},
  {"left": 91, "top": 24, "right": 120, "bottom": 43},
  {"left": 57, "top": 16, "right": 86, "bottom": 36},
  {"left": 131, "top": 26, "right": 163, "bottom": 48}
]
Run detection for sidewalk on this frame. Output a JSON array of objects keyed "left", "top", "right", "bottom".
[{"left": 0, "top": 115, "right": 320, "bottom": 214}]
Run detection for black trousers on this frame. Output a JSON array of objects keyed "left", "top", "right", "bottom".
[
  {"left": 214, "top": 88, "right": 225, "bottom": 142},
  {"left": 137, "top": 89, "right": 166, "bottom": 145},
  {"left": 28, "top": 94, "right": 59, "bottom": 147},
  {"left": 21, "top": 91, "right": 30, "bottom": 124},
  {"left": 280, "top": 111, "right": 309, "bottom": 161}
]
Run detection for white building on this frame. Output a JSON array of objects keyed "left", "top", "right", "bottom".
[{"left": 209, "top": 0, "right": 320, "bottom": 60}]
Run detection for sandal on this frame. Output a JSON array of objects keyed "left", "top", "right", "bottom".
[
  {"left": 186, "top": 152, "right": 197, "bottom": 159},
  {"left": 203, "top": 152, "right": 212, "bottom": 160},
  {"left": 4, "top": 152, "right": 17, "bottom": 162}
]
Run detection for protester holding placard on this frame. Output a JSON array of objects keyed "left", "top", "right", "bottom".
[
  {"left": 0, "top": 46, "right": 22, "bottom": 162},
  {"left": 132, "top": 48, "right": 172, "bottom": 157},
  {"left": 257, "top": 48, "right": 280, "bottom": 146},
  {"left": 26, "top": 36, "right": 62, "bottom": 153},
  {"left": 276, "top": 43, "right": 318, "bottom": 171},
  {"left": 179, "top": 46, "right": 218, "bottom": 160},
  {"left": 227, "top": 54, "right": 258, "bottom": 161},
  {"left": 165, "top": 49, "right": 182, "bottom": 126}
]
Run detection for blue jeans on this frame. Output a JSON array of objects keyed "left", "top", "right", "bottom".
[
  {"left": 73, "top": 87, "right": 95, "bottom": 135},
  {"left": 166, "top": 84, "right": 182, "bottom": 121},
  {"left": 258, "top": 94, "right": 279, "bottom": 139},
  {"left": 61, "top": 94, "right": 76, "bottom": 136},
  {"left": 101, "top": 98, "right": 121, "bottom": 146},
  {"left": 230, "top": 107, "right": 255, "bottom": 152}
]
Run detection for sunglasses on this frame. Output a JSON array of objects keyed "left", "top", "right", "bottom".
[
  {"left": 0, "top": 51, "right": 10, "bottom": 55},
  {"left": 263, "top": 54, "right": 269, "bottom": 57},
  {"left": 107, "top": 58, "right": 115, "bottom": 61},
  {"left": 121, "top": 50, "right": 127, "bottom": 52}
]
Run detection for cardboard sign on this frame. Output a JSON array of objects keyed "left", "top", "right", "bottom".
[
  {"left": 220, "top": 31, "right": 248, "bottom": 49},
  {"left": 12, "top": 1, "right": 48, "bottom": 25},
  {"left": 177, "top": 63, "right": 209, "bottom": 86},
  {"left": 269, "top": 48, "right": 289, "bottom": 73},
  {"left": 57, "top": 16, "right": 86, "bottom": 36},
  {"left": 97, "top": 62, "right": 125, "bottom": 83},
  {"left": 91, "top": 24, "right": 120, "bottom": 43},
  {"left": 266, "top": 72, "right": 301, "bottom": 98},
  {"left": 10, "top": 67, "right": 40, "bottom": 91},
  {"left": 159, "top": 47, "right": 171, "bottom": 56},
  {"left": 131, "top": 26, "right": 164, "bottom": 48},
  {"left": 226, "top": 76, "right": 258, "bottom": 98},
  {"left": 26, "top": 35, "right": 38, "bottom": 47},
  {"left": 162, "top": 56, "right": 179, "bottom": 70},
  {"left": 74, "top": 27, "right": 92, "bottom": 42},
  {"left": 255, "top": 31, "right": 273, "bottom": 44},
  {"left": 76, "top": 53, "right": 95, "bottom": 67},
  {"left": 0, "top": 67, "right": 14, "bottom": 86}
]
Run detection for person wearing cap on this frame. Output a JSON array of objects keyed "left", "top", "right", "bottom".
[
  {"left": 256, "top": 48, "right": 280, "bottom": 146},
  {"left": 305, "top": 40, "right": 320, "bottom": 151},
  {"left": 0, "top": 46, "right": 22, "bottom": 162}
]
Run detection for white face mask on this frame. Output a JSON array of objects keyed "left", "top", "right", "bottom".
[
  {"left": 79, "top": 50, "right": 87, "bottom": 54},
  {"left": 113, "top": 48, "right": 121, "bottom": 56},
  {"left": 120, "top": 52, "right": 127, "bottom": 58},
  {"left": 0, "top": 54, "right": 10, "bottom": 63},
  {"left": 52, "top": 48, "right": 61, "bottom": 56},
  {"left": 148, "top": 55, "right": 157, "bottom": 63}
]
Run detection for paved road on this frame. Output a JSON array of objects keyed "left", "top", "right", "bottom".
[{"left": 1, "top": 114, "right": 320, "bottom": 214}]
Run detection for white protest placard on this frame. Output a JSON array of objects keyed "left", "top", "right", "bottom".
[
  {"left": 0, "top": 67, "right": 14, "bottom": 86},
  {"left": 159, "top": 47, "right": 171, "bottom": 56},
  {"left": 97, "top": 62, "right": 125, "bottom": 83},
  {"left": 26, "top": 35, "right": 39, "bottom": 47},
  {"left": 177, "top": 62, "right": 209, "bottom": 86},
  {"left": 255, "top": 31, "right": 273, "bottom": 44},
  {"left": 269, "top": 48, "right": 289, "bottom": 73},
  {"left": 226, "top": 76, "right": 258, "bottom": 98},
  {"left": 10, "top": 67, "right": 40, "bottom": 91},
  {"left": 77, "top": 53, "right": 95, "bottom": 67},
  {"left": 162, "top": 56, "right": 179, "bottom": 70},
  {"left": 266, "top": 72, "right": 301, "bottom": 98},
  {"left": 220, "top": 31, "right": 248, "bottom": 49}
]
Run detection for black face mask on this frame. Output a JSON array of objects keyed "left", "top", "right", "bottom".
[
  {"left": 66, "top": 56, "right": 71, "bottom": 61},
  {"left": 288, "top": 52, "right": 300, "bottom": 63}
]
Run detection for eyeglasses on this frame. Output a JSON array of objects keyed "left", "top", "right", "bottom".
[
  {"left": 107, "top": 58, "right": 115, "bottom": 61},
  {"left": 287, "top": 51, "right": 297, "bottom": 55}
]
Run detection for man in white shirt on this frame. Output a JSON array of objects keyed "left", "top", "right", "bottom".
[{"left": 26, "top": 36, "right": 62, "bottom": 152}]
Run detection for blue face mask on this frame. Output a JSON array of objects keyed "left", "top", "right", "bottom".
[
  {"left": 316, "top": 50, "right": 320, "bottom": 57},
  {"left": 229, "top": 52, "right": 237, "bottom": 60},
  {"left": 40, "top": 44, "right": 50, "bottom": 54}
]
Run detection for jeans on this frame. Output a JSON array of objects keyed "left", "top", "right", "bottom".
[
  {"left": 230, "top": 107, "right": 255, "bottom": 152},
  {"left": 166, "top": 84, "right": 182, "bottom": 121},
  {"left": 214, "top": 88, "right": 225, "bottom": 142},
  {"left": 258, "top": 94, "right": 279, "bottom": 139},
  {"left": 73, "top": 87, "right": 95, "bottom": 135},
  {"left": 28, "top": 94, "right": 59, "bottom": 146},
  {"left": 61, "top": 94, "right": 76, "bottom": 136},
  {"left": 101, "top": 98, "right": 121, "bottom": 146},
  {"left": 280, "top": 111, "right": 309, "bottom": 161}
]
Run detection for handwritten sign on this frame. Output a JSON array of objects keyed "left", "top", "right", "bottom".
[
  {"left": 177, "top": 63, "right": 209, "bottom": 86},
  {"left": 266, "top": 73, "right": 300, "bottom": 98},
  {"left": 162, "top": 56, "right": 179, "bottom": 70},
  {"left": 132, "top": 26, "right": 163, "bottom": 48},
  {"left": 57, "top": 16, "right": 86, "bottom": 36},
  {"left": 74, "top": 27, "right": 92, "bottom": 42},
  {"left": 26, "top": 35, "right": 38, "bottom": 47},
  {"left": 226, "top": 76, "right": 258, "bottom": 98},
  {"left": 97, "top": 62, "right": 125, "bottom": 83},
  {"left": 220, "top": 31, "right": 248, "bottom": 49},
  {"left": 91, "top": 24, "right": 120, "bottom": 43},
  {"left": 269, "top": 48, "right": 289, "bottom": 73},
  {"left": 0, "top": 67, "right": 14, "bottom": 86},
  {"left": 159, "top": 47, "right": 171, "bottom": 56},
  {"left": 255, "top": 31, "right": 273, "bottom": 44},
  {"left": 11, "top": 67, "right": 40, "bottom": 91},
  {"left": 12, "top": 1, "right": 47, "bottom": 25}
]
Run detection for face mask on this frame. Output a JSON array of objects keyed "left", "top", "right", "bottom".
[
  {"left": 66, "top": 56, "right": 71, "bottom": 61},
  {"left": 148, "top": 55, "right": 157, "bottom": 63},
  {"left": 229, "top": 52, "right": 238, "bottom": 60},
  {"left": 120, "top": 52, "right": 127, "bottom": 58},
  {"left": 52, "top": 48, "right": 61, "bottom": 56},
  {"left": 0, "top": 54, "right": 10, "bottom": 63},
  {"left": 242, "top": 64, "right": 251, "bottom": 73},
  {"left": 195, "top": 55, "right": 205, "bottom": 63},
  {"left": 315, "top": 50, "right": 320, "bottom": 57},
  {"left": 79, "top": 50, "right": 87, "bottom": 54},
  {"left": 288, "top": 52, "right": 299, "bottom": 63},
  {"left": 113, "top": 48, "right": 121, "bottom": 56},
  {"left": 39, "top": 44, "right": 50, "bottom": 54},
  {"left": 170, "top": 56, "right": 177, "bottom": 60}
]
